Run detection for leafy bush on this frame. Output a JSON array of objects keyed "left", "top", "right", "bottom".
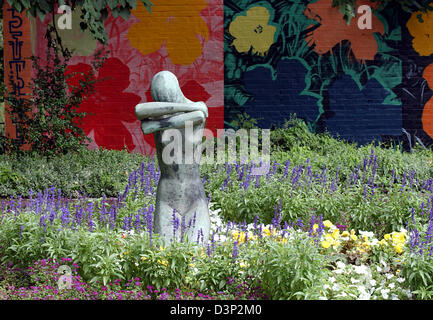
[
  {"left": 0, "top": 148, "right": 148, "bottom": 198},
  {"left": 4, "top": 30, "right": 106, "bottom": 157},
  {"left": 245, "top": 231, "right": 328, "bottom": 299}
]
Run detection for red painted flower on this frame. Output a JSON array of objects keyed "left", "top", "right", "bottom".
[{"left": 65, "top": 58, "right": 142, "bottom": 151}]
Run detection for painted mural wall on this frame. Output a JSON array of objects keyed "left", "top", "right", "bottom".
[
  {"left": 30, "top": 0, "right": 224, "bottom": 154},
  {"left": 3, "top": 0, "right": 433, "bottom": 152},
  {"left": 224, "top": 0, "right": 433, "bottom": 149}
]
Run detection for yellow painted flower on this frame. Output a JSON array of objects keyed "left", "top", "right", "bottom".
[
  {"left": 228, "top": 6, "right": 277, "bottom": 56},
  {"left": 407, "top": 10, "right": 433, "bottom": 56},
  {"left": 127, "top": 0, "right": 209, "bottom": 65},
  {"left": 323, "top": 220, "right": 333, "bottom": 229}
]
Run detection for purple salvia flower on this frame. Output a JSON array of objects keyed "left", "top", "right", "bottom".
[{"left": 232, "top": 241, "right": 239, "bottom": 260}]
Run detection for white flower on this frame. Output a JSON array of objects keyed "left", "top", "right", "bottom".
[
  {"left": 357, "top": 285, "right": 367, "bottom": 294},
  {"left": 336, "top": 292, "right": 347, "bottom": 298},
  {"left": 351, "top": 277, "right": 361, "bottom": 284},
  {"left": 389, "top": 283, "right": 395, "bottom": 289},
  {"left": 396, "top": 277, "right": 405, "bottom": 283},
  {"left": 354, "top": 265, "right": 369, "bottom": 275},
  {"left": 329, "top": 276, "right": 336, "bottom": 283},
  {"left": 381, "top": 289, "right": 390, "bottom": 299},
  {"left": 391, "top": 294, "right": 399, "bottom": 300},
  {"left": 376, "top": 265, "right": 382, "bottom": 273},
  {"left": 385, "top": 273, "right": 394, "bottom": 280},
  {"left": 359, "top": 292, "right": 371, "bottom": 300},
  {"left": 359, "top": 231, "right": 374, "bottom": 238},
  {"left": 332, "top": 283, "right": 341, "bottom": 291},
  {"left": 318, "top": 296, "right": 328, "bottom": 300},
  {"left": 336, "top": 261, "right": 346, "bottom": 269},
  {"left": 370, "top": 279, "right": 377, "bottom": 287},
  {"left": 333, "top": 269, "right": 344, "bottom": 274}
]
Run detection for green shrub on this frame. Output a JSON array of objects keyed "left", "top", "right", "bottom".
[{"left": 246, "top": 231, "right": 329, "bottom": 299}]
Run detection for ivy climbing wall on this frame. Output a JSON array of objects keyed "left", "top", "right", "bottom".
[{"left": 224, "top": 0, "right": 433, "bottom": 149}]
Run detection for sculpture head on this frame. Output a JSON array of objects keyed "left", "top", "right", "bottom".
[{"left": 150, "top": 71, "right": 186, "bottom": 103}]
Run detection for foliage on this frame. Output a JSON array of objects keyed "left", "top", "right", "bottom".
[
  {"left": 0, "top": 147, "right": 148, "bottom": 198},
  {"left": 6, "top": 0, "right": 153, "bottom": 45},
  {"left": 4, "top": 30, "right": 107, "bottom": 157},
  {"left": 246, "top": 231, "right": 329, "bottom": 299}
]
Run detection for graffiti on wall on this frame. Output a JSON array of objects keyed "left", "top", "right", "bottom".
[
  {"left": 224, "top": 0, "right": 416, "bottom": 146},
  {"left": 31, "top": 0, "right": 224, "bottom": 154},
  {"left": 3, "top": 2, "right": 32, "bottom": 146}
]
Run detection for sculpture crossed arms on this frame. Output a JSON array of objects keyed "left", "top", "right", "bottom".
[
  {"left": 134, "top": 71, "right": 211, "bottom": 244},
  {"left": 135, "top": 71, "right": 208, "bottom": 134}
]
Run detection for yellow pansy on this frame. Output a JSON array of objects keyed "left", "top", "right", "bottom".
[
  {"left": 262, "top": 226, "right": 277, "bottom": 237},
  {"left": 324, "top": 233, "right": 334, "bottom": 242},
  {"left": 384, "top": 234, "right": 391, "bottom": 241},
  {"left": 394, "top": 244, "right": 404, "bottom": 254},
  {"left": 232, "top": 230, "right": 247, "bottom": 243},
  {"left": 141, "top": 256, "right": 148, "bottom": 261},
  {"left": 332, "top": 229, "right": 340, "bottom": 240},
  {"left": 321, "top": 240, "right": 331, "bottom": 249},
  {"left": 379, "top": 239, "right": 388, "bottom": 246},
  {"left": 407, "top": 10, "right": 433, "bottom": 56},
  {"left": 341, "top": 231, "right": 350, "bottom": 238},
  {"left": 313, "top": 224, "right": 319, "bottom": 232},
  {"left": 392, "top": 232, "right": 405, "bottom": 244},
  {"left": 229, "top": 6, "right": 277, "bottom": 56},
  {"left": 127, "top": 0, "right": 209, "bottom": 65},
  {"left": 323, "top": 220, "right": 333, "bottom": 229}
]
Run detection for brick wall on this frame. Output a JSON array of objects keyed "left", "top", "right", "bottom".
[
  {"left": 224, "top": 0, "right": 433, "bottom": 149},
  {"left": 3, "top": 0, "right": 433, "bottom": 152}
]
